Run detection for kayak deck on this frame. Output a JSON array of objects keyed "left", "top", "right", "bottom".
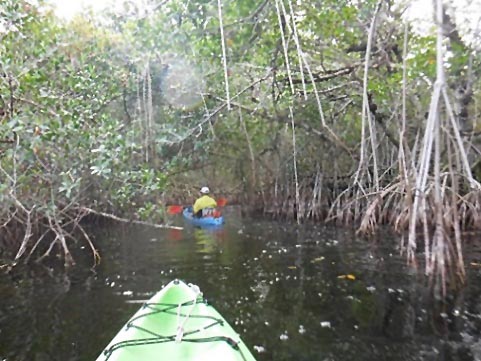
[
  {"left": 96, "top": 280, "right": 255, "bottom": 361},
  {"left": 183, "top": 207, "right": 224, "bottom": 227}
]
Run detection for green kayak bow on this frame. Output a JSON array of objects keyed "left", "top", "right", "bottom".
[{"left": 95, "top": 279, "right": 257, "bottom": 361}]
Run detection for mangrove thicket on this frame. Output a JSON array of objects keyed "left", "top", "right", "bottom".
[{"left": 1, "top": 0, "right": 481, "bottom": 293}]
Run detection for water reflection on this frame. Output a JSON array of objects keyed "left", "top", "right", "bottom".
[
  {"left": 193, "top": 227, "right": 226, "bottom": 254},
  {"left": 1, "top": 209, "right": 481, "bottom": 361}
]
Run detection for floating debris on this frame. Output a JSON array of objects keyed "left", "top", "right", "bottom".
[
  {"left": 253, "top": 345, "right": 266, "bottom": 353},
  {"left": 311, "top": 256, "right": 325, "bottom": 263},
  {"left": 337, "top": 274, "right": 356, "bottom": 280},
  {"left": 320, "top": 321, "right": 331, "bottom": 328},
  {"left": 299, "top": 325, "right": 306, "bottom": 334},
  {"left": 279, "top": 332, "right": 289, "bottom": 341}
]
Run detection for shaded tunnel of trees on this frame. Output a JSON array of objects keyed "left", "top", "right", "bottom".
[{"left": 1, "top": 0, "right": 481, "bottom": 293}]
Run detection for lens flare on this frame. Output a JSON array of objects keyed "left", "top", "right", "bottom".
[{"left": 161, "top": 58, "right": 205, "bottom": 110}]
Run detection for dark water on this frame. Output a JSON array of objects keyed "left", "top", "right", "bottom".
[{"left": 1, "top": 207, "right": 481, "bottom": 361}]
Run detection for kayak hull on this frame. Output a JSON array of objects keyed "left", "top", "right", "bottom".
[
  {"left": 183, "top": 208, "right": 224, "bottom": 227},
  {"left": 95, "top": 279, "right": 255, "bottom": 361}
]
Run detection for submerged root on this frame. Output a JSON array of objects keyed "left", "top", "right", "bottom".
[
  {"left": 262, "top": 173, "right": 476, "bottom": 293},
  {"left": 1, "top": 203, "right": 184, "bottom": 269}
]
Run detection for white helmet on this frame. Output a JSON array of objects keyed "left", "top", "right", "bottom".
[{"left": 200, "top": 186, "right": 210, "bottom": 194}]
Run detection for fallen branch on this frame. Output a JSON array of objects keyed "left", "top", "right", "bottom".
[{"left": 80, "top": 207, "right": 184, "bottom": 230}]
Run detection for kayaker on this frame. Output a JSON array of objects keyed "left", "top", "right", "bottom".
[{"left": 193, "top": 186, "right": 217, "bottom": 218}]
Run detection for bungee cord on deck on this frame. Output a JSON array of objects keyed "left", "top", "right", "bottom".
[{"left": 102, "top": 297, "right": 248, "bottom": 361}]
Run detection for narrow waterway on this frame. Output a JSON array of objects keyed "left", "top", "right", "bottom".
[{"left": 1, "top": 207, "right": 481, "bottom": 360}]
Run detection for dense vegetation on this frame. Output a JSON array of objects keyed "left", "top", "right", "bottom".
[{"left": 1, "top": 0, "right": 480, "bottom": 291}]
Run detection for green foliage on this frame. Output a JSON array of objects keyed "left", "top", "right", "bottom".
[
  {"left": 0, "top": 0, "right": 169, "bottom": 226},
  {"left": 1, "top": 0, "right": 479, "bottom": 232}
]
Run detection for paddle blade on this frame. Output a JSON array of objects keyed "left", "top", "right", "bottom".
[
  {"left": 167, "top": 205, "right": 184, "bottom": 215},
  {"left": 217, "top": 198, "right": 227, "bottom": 207}
]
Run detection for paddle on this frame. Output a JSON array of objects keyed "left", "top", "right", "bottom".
[
  {"left": 167, "top": 197, "right": 228, "bottom": 215},
  {"left": 217, "top": 197, "right": 227, "bottom": 207},
  {"left": 167, "top": 205, "right": 184, "bottom": 215}
]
